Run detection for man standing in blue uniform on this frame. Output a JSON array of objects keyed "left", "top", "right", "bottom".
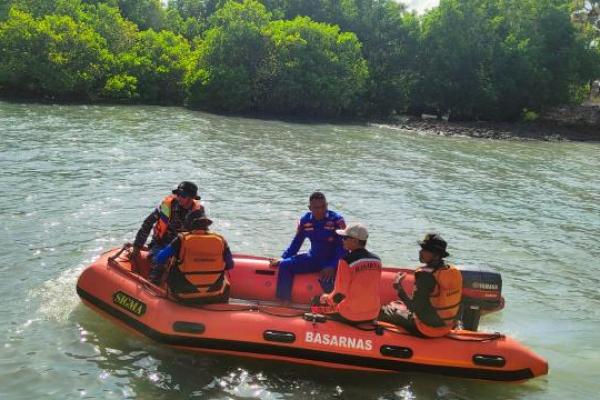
[{"left": 272, "top": 192, "right": 347, "bottom": 302}]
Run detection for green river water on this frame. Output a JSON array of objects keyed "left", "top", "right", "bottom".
[{"left": 0, "top": 101, "right": 599, "bottom": 399}]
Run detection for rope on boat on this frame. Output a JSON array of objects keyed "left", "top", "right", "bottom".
[
  {"left": 108, "top": 243, "right": 170, "bottom": 299},
  {"left": 259, "top": 308, "right": 307, "bottom": 318},
  {"left": 194, "top": 302, "right": 307, "bottom": 318},
  {"left": 446, "top": 332, "right": 505, "bottom": 342}
]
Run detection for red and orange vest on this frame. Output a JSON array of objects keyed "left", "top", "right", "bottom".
[{"left": 153, "top": 195, "right": 203, "bottom": 241}]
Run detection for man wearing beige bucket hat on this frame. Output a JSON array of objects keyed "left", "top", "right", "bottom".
[{"left": 313, "top": 223, "right": 383, "bottom": 323}]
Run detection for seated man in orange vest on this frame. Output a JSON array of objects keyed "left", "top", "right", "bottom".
[
  {"left": 131, "top": 181, "right": 205, "bottom": 260},
  {"left": 150, "top": 210, "right": 234, "bottom": 304},
  {"left": 312, "top": 223, "right": 382, "bottom": 323},
  {"left": 379, "top": 233, "right": 462, "bottom": 337}
]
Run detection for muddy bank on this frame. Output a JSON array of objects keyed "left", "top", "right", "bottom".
[{"left": 378, "top": 114, "right": 600, "bottom": 142}]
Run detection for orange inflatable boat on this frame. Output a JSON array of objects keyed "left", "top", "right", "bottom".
[{"left": 76, "top": 246, "right": 548, "bottom": 381}]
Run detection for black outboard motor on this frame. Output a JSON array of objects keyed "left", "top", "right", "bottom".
[{"left": 457, "top": 265, "right": 503, "bottom": 331}]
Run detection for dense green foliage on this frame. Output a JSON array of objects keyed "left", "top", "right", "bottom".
[
  {"left": 114, "top": 29, "right": 191, "bottom": 103},
  {"left": 0, "top": 8, "right": 112, "bottom": 98},
  {"left": 184, "top": 1, "right": 367, "bottom": 115},
  {"left": 0, "top": 0, "right": 598, "bottom": 120},
  {"left": 258, "top": 17, "right": 367, "bottom": 115},
  {"left": 185, "top": 0, "right": 272, "bottom": 111}
]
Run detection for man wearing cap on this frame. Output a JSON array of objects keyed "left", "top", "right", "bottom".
[
  {"left": 313, "top": 223, "right": 382, "bottom": 323},
  {"left": 131, "top": 181, "right": 205, "bottom": 260},
  {"left": 379, "top": 233, "right": 462, "bottom": 337},
  {"left": 271, "top": 192, "right": 347, "bottom": 303},
  {"left": 150, "top": 210, "right": 234, "bottom": 304}
]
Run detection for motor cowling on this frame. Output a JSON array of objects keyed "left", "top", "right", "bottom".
[{"left": 457, "top": 265, "right": 503, "bottom": 331}]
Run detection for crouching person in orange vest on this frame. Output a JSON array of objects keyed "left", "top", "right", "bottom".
[
  {"left": 379, "top": 233, "right": 462, "bottom": 337},
  {"left": 150, "top": 210, "right": 234, "bottom": 305},
  {"left": 312, "top": 223, "right": 382, "bottom": 323}
]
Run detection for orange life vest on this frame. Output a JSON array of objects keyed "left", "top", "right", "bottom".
[
  {"left": 153, "top": 195, "right": 202, "bottom": 241},
  {"left": 169, "top": 231, "right": 229, "bottom": 300},
  {"left": 414, "top": 264, "right": 462, "bottom": 337}
]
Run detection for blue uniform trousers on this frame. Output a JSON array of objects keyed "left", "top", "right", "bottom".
[
  {"left": 276, "top": 253, "right": 335, "bottom": 301},
  {"left": 147, "top": 244, "right": 167, "bottom": 282}
]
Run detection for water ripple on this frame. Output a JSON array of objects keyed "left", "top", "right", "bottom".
[{"left": 1, "top": 102, "right": 599, "bottom": 399}]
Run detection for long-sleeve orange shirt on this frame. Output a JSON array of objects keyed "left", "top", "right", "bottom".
[{"left": 322, "top": 248, "right": 382, "bottom": 322}]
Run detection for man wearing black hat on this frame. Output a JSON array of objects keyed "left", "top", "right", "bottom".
[
  {"left": 379, "top": 233, "right": 463, "bottom": 338},
  {"left": 131, "top": 181, "right": 205, "bottom": 260},
  {"left": 150, "top": 210, "right": 234, "bottom": 304}
]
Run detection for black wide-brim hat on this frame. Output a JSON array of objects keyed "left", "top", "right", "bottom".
[
  {"left": 191, "top": 216, "right": 213, "bottom": 227},
  {"left": 418, "top": 233, "right": 450, "bottom": 257},
  {"left": 172, "top": 181, "right": 201, "bottom": 200},
  {"left": 184, "top": 210, "right": 213, "bottom": 229}
]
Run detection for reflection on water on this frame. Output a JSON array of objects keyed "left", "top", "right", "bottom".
[{"left": 0, "top": 102, "right": 598, "bottom": 399}]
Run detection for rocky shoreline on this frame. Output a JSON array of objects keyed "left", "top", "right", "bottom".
[{"left": 378, "top": 114, "right": 600, "bottom": 142}]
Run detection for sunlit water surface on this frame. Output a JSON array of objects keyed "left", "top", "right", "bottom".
[{"left": 0, "top": 102, "right": 598, "bottom": 399}]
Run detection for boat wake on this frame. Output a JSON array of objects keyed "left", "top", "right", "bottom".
[{"left": 35, "top": 253, "right": 102, "bottom": 323}]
